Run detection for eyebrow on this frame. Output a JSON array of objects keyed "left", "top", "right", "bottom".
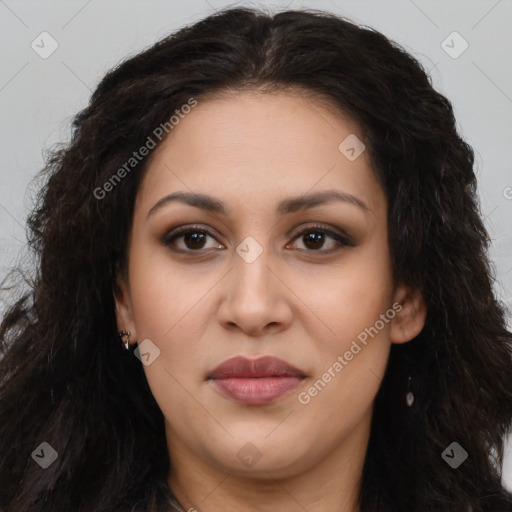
[{"left": 146, "top": 190, "right": 370, "bottom": 219}]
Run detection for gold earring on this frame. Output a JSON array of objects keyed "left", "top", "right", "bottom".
[{"left": 118, "top": 330, "right": 131, "bottom": 350}]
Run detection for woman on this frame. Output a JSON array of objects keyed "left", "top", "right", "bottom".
[{"left": 1, "top": 6, "right": 511, "bottom": 512}]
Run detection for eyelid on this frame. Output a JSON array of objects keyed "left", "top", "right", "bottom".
[
  {"left": 160, "top": 222, "right": 355, "bottom": 253},
  {"left": 160, "top": 224, "right": 224, "bottom": 248},
  {"left": 291, "top": 224, "right": 354, "bottom": 247}
]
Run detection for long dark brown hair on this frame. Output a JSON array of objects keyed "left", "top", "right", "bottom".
[{"left": 1, "top": 6, "right": 512, "bottom": 512}]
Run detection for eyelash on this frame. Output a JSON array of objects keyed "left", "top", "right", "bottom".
[{"left": 161, "top": 223, "right": 354, "bottom": 255}]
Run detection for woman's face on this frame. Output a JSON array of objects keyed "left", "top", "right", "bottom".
[{"left": 115, "top": 90, "right": 426, "bottom": 482}]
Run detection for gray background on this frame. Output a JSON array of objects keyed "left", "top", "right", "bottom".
[{"left": 0, "top": 0, "right": 511, "bottom": 487}]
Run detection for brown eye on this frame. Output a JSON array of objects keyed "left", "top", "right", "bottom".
[
  {"left": 161, "top": 223, "right": 354, "bottom": 256},
  {"left": 181, "top": 231, "right": 208, "bottom": 250},
  {"left": 288, "top": 225, "right": 354, "bottom": 253},
  {"left": 162, "top": 225, "right": 223, "bottom": 252},
  {"left": 302, "top": 231, "right": 327, "bottom": 250}
]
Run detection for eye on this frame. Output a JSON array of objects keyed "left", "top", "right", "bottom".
[
  {"left": 287, "top": 224, "right": 354, "bottom": 253},
  {"left": 161, "top": 223, "right": 354, "bottom": 254},
  {"left": 161, "top": 225, "right": 224, "bottom": 252}
]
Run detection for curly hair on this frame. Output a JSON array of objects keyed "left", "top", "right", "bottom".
[{"left": 1, "top": 6, "right": 512, "bottom": 512}]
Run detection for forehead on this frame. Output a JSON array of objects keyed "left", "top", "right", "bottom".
[{"left": 137, "top": 90, "right": 385, "bottom": 219}]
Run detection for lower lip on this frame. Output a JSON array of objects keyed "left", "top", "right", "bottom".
[{"left": 210, "top": 376, "right": 304, "bottom": 405}]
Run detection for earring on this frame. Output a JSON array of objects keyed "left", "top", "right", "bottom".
[
  {"left": 405, "top": 375, "right": 414, "bottom": 407},
  {"left": 118, "top": 330, "right": 131, "bottom": 350}
]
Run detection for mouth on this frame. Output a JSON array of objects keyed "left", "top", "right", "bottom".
[{"left": 207, "top": 355, "right": 307, "bottom": 405}]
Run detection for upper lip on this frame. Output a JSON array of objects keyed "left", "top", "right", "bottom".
[{"left": 208, "top": 355, "right": 306, "bottom": 379}]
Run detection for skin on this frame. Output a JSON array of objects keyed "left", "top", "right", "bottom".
[{"left": 114, "top": 89, "right": 427, "bottom": 512}]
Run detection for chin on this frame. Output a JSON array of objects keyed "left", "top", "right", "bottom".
[{"left": 209, "top": 435, "right": 312, "bottom": 477}]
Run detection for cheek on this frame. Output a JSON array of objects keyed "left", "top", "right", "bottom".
[
  {"left": 127, "top": 250, "right": 212, "bottom": 421},
  {"left": 127, "top": 245, "right": 229, "bottom": 397},
  {"left": 128, "top": 239, "right": 208, "bottom": 337},
  {"left": 298, "top": 268, "right": 393, "bottom": 445},
  {"left": 295, "top": 237, "right": 394, "bottom": 352},
  {"left": 294, "top": 235, "right": 394, "bottom": 412}
]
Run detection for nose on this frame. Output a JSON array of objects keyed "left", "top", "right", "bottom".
[{"left": 216, "top": 245, "right": 293, "bottom": 337}]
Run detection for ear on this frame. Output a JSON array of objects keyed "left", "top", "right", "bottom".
[
  {"left": 113, "top": 266, "right": 137, "bottom": 347},
  {"left": 390, "top": 282, "right": 427, "bottom": 344}
]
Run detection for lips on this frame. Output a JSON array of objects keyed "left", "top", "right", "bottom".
[
  {"left": 207, "top": 355, "right": 306, "bottom": 405},
  {"left": 208, "top": 355, "right": 306, "bottom": 379}
]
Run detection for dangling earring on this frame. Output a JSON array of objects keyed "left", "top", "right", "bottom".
[
  {"left": 118, "top": 330, "right": 131, "bottom": 350},
  {"left": 405, "top": 375, "right": 414, "bottom": 407}
]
